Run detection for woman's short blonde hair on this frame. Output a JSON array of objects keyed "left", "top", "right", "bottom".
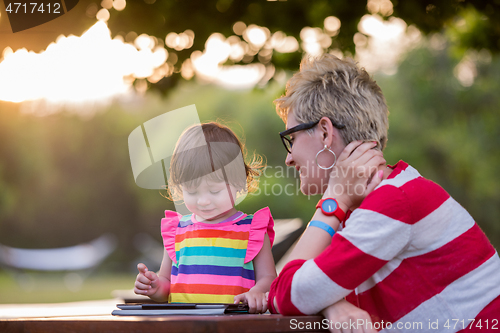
[{"left": 275, "top": 54, "right": 389, "bottom": 150}]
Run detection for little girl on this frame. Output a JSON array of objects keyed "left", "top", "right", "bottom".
[{"left": 134, "top": 122, "right": 276, "bottom": 313}]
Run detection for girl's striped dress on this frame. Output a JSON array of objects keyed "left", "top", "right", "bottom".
[{"left": 161, "top": 207, "right": 274, "bottom": 303}]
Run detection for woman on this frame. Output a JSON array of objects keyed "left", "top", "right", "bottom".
[{"left": 268, "top": 54, "right": 500, "bottom": 333}]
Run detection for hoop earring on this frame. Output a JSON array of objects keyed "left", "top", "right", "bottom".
[{"left": 315, "top": 145, "right": 337, "bottom": 170}]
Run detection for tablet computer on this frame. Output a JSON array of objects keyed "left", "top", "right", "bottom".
[{"left": 113, "top": 303, "right": 249, "bottom": 316}]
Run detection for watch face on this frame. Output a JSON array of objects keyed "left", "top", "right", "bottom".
[{"left": 322, "top": 199, "right": 338, "bottom": 213}]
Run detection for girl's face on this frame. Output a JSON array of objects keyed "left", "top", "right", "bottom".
[{"left": 182, "top": 179, "right": 238, "bottom": 223}]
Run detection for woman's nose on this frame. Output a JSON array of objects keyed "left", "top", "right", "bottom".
[{"left": 285, "top": 152, "right": 294, "bottom": 166}]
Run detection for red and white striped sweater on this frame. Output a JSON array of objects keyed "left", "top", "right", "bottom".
[{"left": 270, "top": 161, "right": 500, "bottom": 331}]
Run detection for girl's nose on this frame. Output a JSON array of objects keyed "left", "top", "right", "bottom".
[{"left": 197, "top": 196, "right": 210, "bottom": 206}]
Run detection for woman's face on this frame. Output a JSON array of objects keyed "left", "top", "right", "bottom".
[{"left": 284, "top": 115, "right": 333, "bottom": 195}]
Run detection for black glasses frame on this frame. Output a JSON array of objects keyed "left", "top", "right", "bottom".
[{"left": 279, "top": 119, "right": 346, "bottom": 154}]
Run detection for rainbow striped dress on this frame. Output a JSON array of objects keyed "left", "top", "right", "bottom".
[{"left": 161, "top": 207, "right": 274, "bottom": 303}]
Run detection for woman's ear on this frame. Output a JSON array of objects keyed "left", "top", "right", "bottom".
[{"left": 317, "top": 117, "right": 335, "bottom": 147}]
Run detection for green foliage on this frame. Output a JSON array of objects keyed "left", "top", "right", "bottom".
[
  {"left": 393, "top": 0, "right": 500, "bottom": 52},
  {"left": 107, "top": 0, "right": 365, "bottom": 72},
  {"left": 104, "top": 0, "right": 500, "bottom": 82},
  {"left": 446, "top": 5, "right": 494, "bottom": 58},
  {"left": 379, "top": 43, "right": 500, "bottom": 248}
]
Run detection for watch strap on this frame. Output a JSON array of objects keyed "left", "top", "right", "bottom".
[{"left": 308, "top": 220, "right": 335, "bottom": 237}]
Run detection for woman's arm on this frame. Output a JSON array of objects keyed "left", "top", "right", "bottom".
[
  {"left": 322, "top": 300, "right": 377, "bottom": 333},
  {"left": 234, "top": 233, "right": 277, "bottom": 313},
  {"left": 287, "top": 141, "right": 385, "bottom": 262},
  {"left": 270, "top": 142, "right": 396, "bottom": 316}
]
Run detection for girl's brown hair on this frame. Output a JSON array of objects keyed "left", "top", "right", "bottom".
[{"left": 165, "top": 122, "right": 264, "bottom": 202}]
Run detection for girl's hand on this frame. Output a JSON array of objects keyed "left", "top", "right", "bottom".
[
  {"left": 322, "top": 300, "right": 377, "bottom": 333},
  {"left": 234, "top": 289, "right": 268, "bottom": 314},
  {"left": 134, "top": 263, "right": 160, "bottom": 297},
  {"left": 326, "top": 141, "right": 386, "bottom": 210}
]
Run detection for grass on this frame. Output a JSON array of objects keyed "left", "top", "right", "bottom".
[{"left": 0, "top": 270, "right": 137, "bottom": 304}]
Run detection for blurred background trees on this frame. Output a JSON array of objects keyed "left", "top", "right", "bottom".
[
  {"left": 0, "top": 0, "right": 499, "bottom": 301},
  {"left": 105, "top": 0, "right": 500, "bottom": 69},
  {"left": 3, "top": 1, "right": 500, "bottom": 91}
]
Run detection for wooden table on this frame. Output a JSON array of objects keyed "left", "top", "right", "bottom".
[{"left": 0, "top": 300, "right": 329, "bottom": 332}]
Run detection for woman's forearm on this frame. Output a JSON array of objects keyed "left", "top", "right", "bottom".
[
  {"left": 286, "top": 208, "right": 342, "bottom": 262},
  {"left": 268, "top": 259, "right": 307, "bottom": 315}
]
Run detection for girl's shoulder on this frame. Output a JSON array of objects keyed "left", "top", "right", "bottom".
[
  {"left": 160, "top": 210, "right": 193, "bottom": 229},
  {"left": 160, "top": 210, "right": 182, "bottom": 264},
  {"left": 228, "top": 208, "right": 273, "bottom": 229},
  {"left": 244, "top": 207, "right": 275, "bottom": 263},
  {"left": 160, "top": 210, "right": 194, "bottom": 243},
  {"left": 160, "top": 210, "right": 195, "bottom": 264}
]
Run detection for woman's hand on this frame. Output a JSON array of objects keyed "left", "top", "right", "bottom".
[
  {"left": 134, "top": 263, "right": 160, "bottom": 297},
  {"left": 326, "top": 141, "right": 386, "bottom": 210},
  {"left": 234, "top": 289, "right": 268, "bottom": 313},
  {"left": 322, "top": 300, "right": 377, "bottom": 333}
]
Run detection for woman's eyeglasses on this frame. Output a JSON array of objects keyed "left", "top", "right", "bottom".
[{"left": 279, "top": 119, "right": 345, "bottom": 154}]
